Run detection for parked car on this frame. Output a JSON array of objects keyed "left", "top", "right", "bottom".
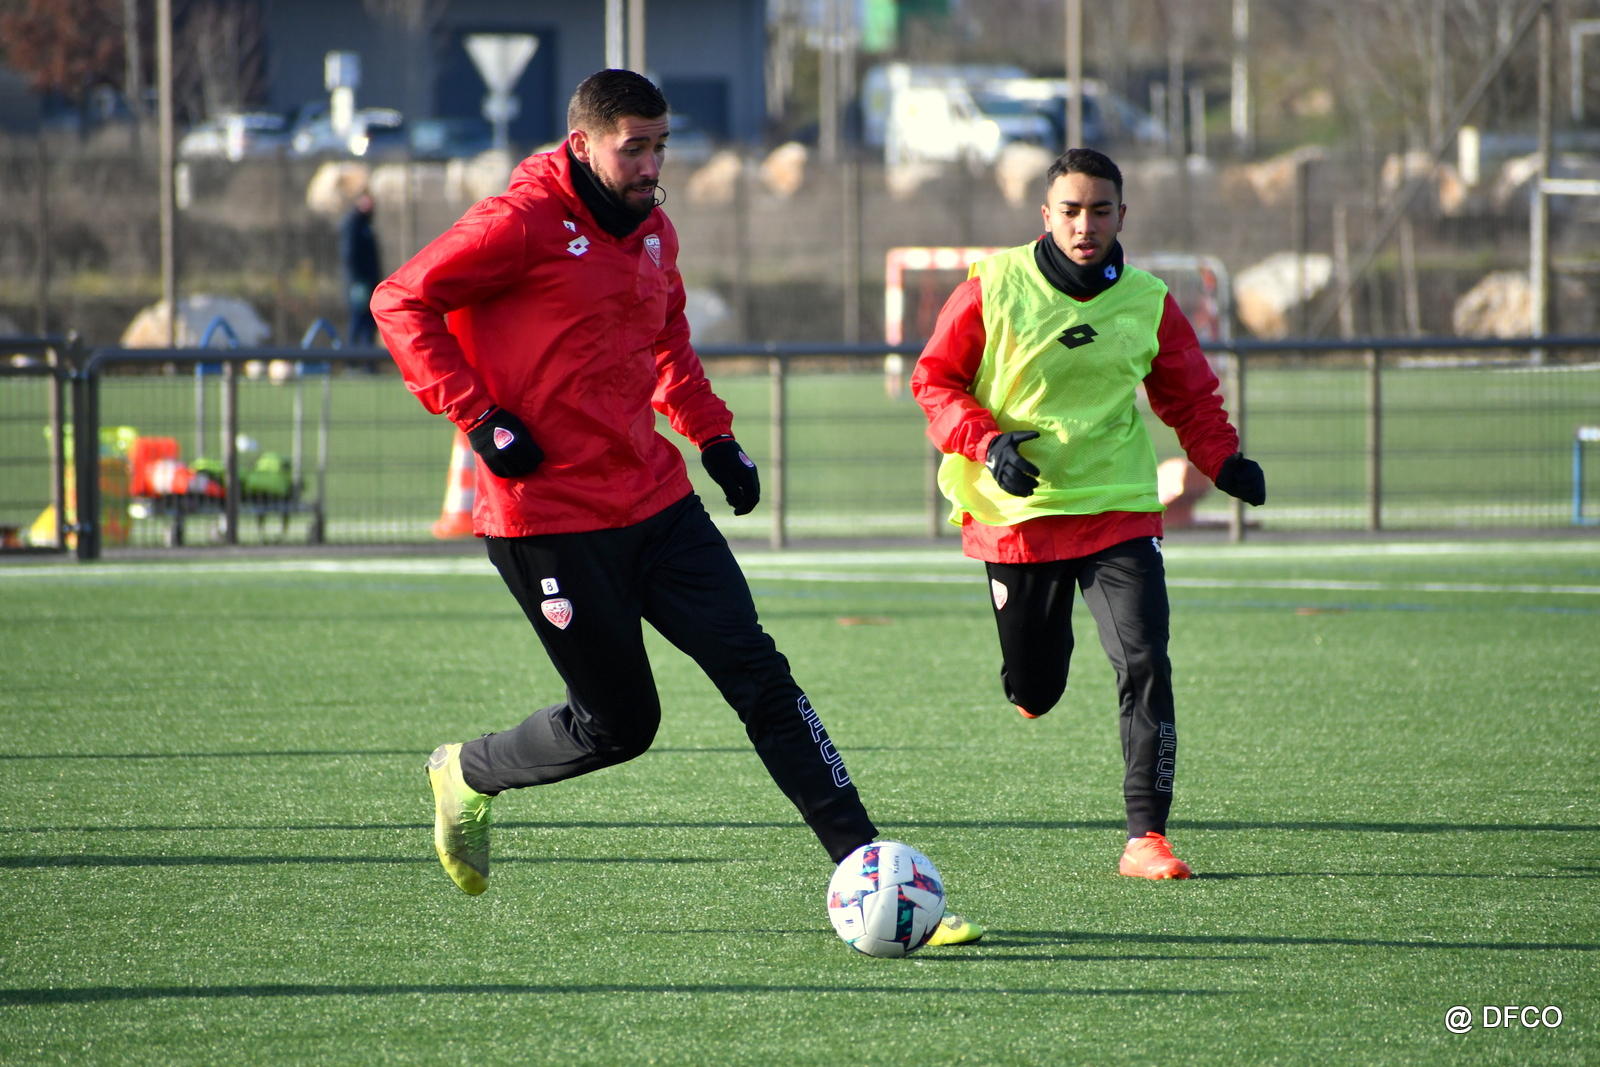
[
  {"left": 178, "top": 112, "right": 290, "bottom": 161},
  {"left": 864, "top": 64, "right": 1165, "bottom": 160},
  {"left": 975, "top": 77, "right": 1166, "bottom": 150},
  {"left": 884, "top": 79, "right": 1006, "bottom": 166},
  {"left": 290, "top": 103, "right": 407, "bottom": 159},
  {"left": 408, "top": 117, "right": 494, "bottom": 160},
  {"left": 861, "top": 63, "right": 1027, "bottom": 148}
]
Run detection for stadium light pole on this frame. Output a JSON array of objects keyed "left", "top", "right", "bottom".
[
  {"left": 34, "top": 134, "right": 48, "bottom": 334},
  {"left": 1531, "top": 0, "right": 1552, "bottom": 358},
  {"left": 1065, "top": 0, "right": 1083, "bottom": 149},
  {"left": 605, "top": 0, "right": 624, "bottom": 69},
  {"left": 1230, "top": 0, "right": 1250, "bottom": 156},
  {"left": 157, "top": 0, "right": 176, "bottom": 347},
  {"left": 819, "top": 0, "right": 839, "bottom": 164},
  {"left": 628, "top": 0, "right": 646, "bottom": 73},
  {"left": 1165, "top": 2, "right": 1185, "bottom": 158}
]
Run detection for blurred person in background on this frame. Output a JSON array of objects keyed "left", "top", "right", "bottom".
[
  {"left": 372, "top": 69, "right": 981, "bottom": 947},
  {"left": 341, "top": 193, "right": 380, "bottom": 346},
  {"left": 913, "top": 147, "right": 1266, "bottom": 882}
]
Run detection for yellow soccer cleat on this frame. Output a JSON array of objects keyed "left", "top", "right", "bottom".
[
  {"left": 926, "top": 912, "right": 985, "bottom": 946},
  {"left": 426, "top": 743, "right": 493, "bottom": 895}
]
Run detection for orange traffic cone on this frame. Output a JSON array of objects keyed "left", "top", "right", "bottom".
[{"left": 432, "top": 430, "right": 477, "bottom": 539}]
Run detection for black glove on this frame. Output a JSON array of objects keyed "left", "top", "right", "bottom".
[
  {"left": 467, "top": 406, "right": 544, "bottom": 479},
  {"left": 1214, "top": 452, "right": 1266, "bottom": 506},
  {"left": 701, "top": 437, "right": 760, "bottom": 515},
  {"left": 985, "top": 430, "right": 1041, "bottom": 497}
]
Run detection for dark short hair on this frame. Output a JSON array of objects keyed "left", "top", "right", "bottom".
[
  {"left": 567, "top": 69, "right": 669, "bottom": 135},
  {"left": 1045, "top": 147, "right": 1123, "bottom": 200}
]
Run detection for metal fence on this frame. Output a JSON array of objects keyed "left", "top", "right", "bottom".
[{"left": 3, "top": 333, "right": 1598, "bottom": 561}]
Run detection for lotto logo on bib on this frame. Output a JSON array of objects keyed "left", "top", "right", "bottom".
[{"left": 540, "top": 597, "right": 574, "bottom": 630}]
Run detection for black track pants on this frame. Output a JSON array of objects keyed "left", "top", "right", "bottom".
[
  {"left": 985, "top": 536, "right": 1176, "bottom": 838},
  {"left": 460, "top": 494, "right": 878, "bottom": 863}
]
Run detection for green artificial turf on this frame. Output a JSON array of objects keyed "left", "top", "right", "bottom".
[{"left": 1, "top": 540, "right": 1597, "bottom": 1065}]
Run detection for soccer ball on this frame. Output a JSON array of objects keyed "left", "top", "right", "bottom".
[{"left": 826, "top": 841, "right": 945, "bottom": 958}]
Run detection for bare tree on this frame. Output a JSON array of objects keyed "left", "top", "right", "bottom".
[
  {"left": 363, "top": 0, "right": 451, "bottom": 121},
  {"left": 175, "top": 0, "right": 267, "bottom": 121}
]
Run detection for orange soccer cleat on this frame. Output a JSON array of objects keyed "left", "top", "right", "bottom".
[
  {"left": 1119, "top": 832, "right": 1192, "bottom": 879},
  {"left": 1016, "top": 705, "right": 1042, "bottom": 719}
]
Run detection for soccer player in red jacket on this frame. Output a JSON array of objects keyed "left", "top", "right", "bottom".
[
  {"left": 913, "top": 148, "right": 1266, "bottom": 879},
  {"left": 374, "top": 71, "right": 980, "bottom": 944}
]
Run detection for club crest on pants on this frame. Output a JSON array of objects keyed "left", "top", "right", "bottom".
[
  {"left": 540, "top": 597, "right": 573, "bottom": 630},
  {"left": 990, "top": 579, "right": 1008, "bottom": 610}
]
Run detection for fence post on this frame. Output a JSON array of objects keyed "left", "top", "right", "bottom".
[
  {"left": 313, "top": 371, "right": 329, "bottom": 543},
  {"left": 72, "top": 364, "right": 101, "bottom": 561},
  {"left": 1228, "top": 348, "right": 1246, "bottom": 543},
  {"left": 222, "top": 360, "right": 239, "bottom": 544},
  {"left": 48, "top": 344, "right": 66, "bottom": 551},
  {"left": 299, "top": 319, "right": 341, "bottom": 545},
  {"left": 194, "top": 364, "right": 207, "bottom": 463},
  {"left": 769, "top": 354, "right": 787, "bottom": 550},
  {"left": 1366, "top": 348, "right": 1382, "bottom": 531},
  {"left": 1576, "top": 434, "right": 1586, "bottom": 526},
  {"left": 926, "top": 441, "right": 944, "bottom": 539},
  {"left": 1576, "top": 427, "right": 1600, "bottom": 525}
]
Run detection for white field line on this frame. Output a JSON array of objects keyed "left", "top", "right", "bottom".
[
  {"left": 13, "top": 560, "right": 1600, "bottom": 596},
  {"left": 3, "top": 545, "right": 1600, "bottom": 596},
  {"left": 0, "top": 558, "right": 502, "bottom": 580},
  {"left": 739, "top": 541, "right": 1600, "bottom": 566},
  {"left": 744, "top": 572, "right": 1600, "bottom": 595}
]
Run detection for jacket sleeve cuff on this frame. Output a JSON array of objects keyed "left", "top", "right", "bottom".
[
  {"left": 974, "top": 430, "right": 1001, "bottom": 465},
  {"left": 449, "top": 394, "right": 498, "bottom": 432}
]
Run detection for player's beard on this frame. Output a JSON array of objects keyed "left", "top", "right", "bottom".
[{"left": 597, "top": 171, "right": 658, "bottom": 222}]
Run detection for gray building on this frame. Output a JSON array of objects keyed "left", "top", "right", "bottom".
[{"left": 262, "top": 0, "right": 768, "bottom": 146}]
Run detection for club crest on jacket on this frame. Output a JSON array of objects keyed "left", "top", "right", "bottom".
[
  {"left": 644, "top": 234, "right": 661, "bottom": 267},
  {"left": 541, "top": 597, "right": 574, "bottom": 630}
]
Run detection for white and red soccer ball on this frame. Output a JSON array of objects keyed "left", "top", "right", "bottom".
[{"left": 827, "top": 841, "right": 945, "bottom": 957}]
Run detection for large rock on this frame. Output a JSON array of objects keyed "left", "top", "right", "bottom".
[
  {"left": 305, "top": 162, "right": 371, "bottom": 215},
  {"left": 760, "top": 142, "right": 808, "bottom": 198},
  {"left": 1453, "top": 271, "right": 1531, "bottom": 337},
  {"left": 1234, "top": 252, "right": 1333, "bottom": 339},
  {"left": 994, "top": 142, "right": 1054, "bottom": 206},
  {"left": 122, "top": 295, "right": 272, "bottom": 348},
  {"left": 1230, "top": 145, "right": 1327, "bottom": 206},
  {"left": 687, "top": 150, "right": 743, "bottom": 206}
]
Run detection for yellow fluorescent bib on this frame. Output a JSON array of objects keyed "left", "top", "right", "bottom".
[{"left": 939, "top": 243, "right": 1168, "bottom": 526}]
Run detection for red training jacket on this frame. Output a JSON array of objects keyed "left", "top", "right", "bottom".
[
  {"left": 911, "top": 272, "right": 1239, "bottom": 563},
  {"left": 373, "top": 148, "right": 734, "bottom": 537}
]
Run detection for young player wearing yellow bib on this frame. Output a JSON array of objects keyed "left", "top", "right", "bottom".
[{"left": 912, "top": 148, "right": 1266, "bottom": 879}]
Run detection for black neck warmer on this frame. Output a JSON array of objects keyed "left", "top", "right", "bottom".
[
  {"left": 566, "top": 144, "right": 654, "bottom": 239},
  {"left": 1034, "top": 235, "right": 1126, "bottom": 299}
]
